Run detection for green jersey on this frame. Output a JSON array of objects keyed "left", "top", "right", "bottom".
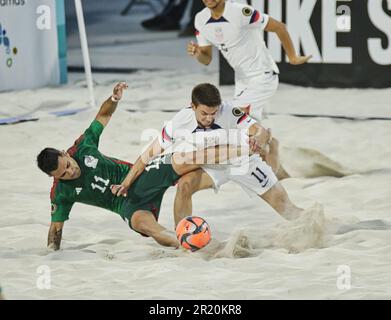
[{"left": 50, "top": 120, "right": 180, "bottom": 224}]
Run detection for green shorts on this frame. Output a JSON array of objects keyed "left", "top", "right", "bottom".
[{"left": 118, "top": 155, "right": 180, "bottom": 231}]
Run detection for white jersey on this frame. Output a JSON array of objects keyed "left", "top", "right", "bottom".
[
  {"left": 158, "top": 101, "right": 256, "bottom": 151},
  {"left": 158, "top": 102, "right": 277, "bottom": 197},
  {"left": 195, "top": 1, "right": 279, "bottom": 80}
]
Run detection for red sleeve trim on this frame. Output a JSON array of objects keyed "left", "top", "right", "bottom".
[
  {"left": 250, "top": 10, "right": 260, "bottom": 24},
  {"left": 67, "top": 134, "right": 84, "bottom": 156},
  {"left": 237, "top": 114, "right": 249, "bottom": 124},
  {"left": 162, "top": 127, "right": 172, "bottom": 142},
  {"left": 106, "top": 156, "right": 134, "bottom": 168},
  {"left": 50, "top": 179, "right": 59, "bottom": 201}
]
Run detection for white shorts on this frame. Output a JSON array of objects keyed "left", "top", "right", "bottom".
[
  {"left": 201, "top": 155, "right": 278, "bottom": 198},
  {"left": 233, "top": 72, "right": 279, "bottom": 121}
]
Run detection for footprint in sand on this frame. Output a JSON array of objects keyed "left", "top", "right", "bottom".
[
  {"left": 336, "top": 219, "right": 391, "bottom": 235},
  {"left": 282, "top": 147, "right": 353, "bottom": 178},
  {"left": 212, "top": 231, "right": 254, "bottom": 259},
  {"left": 149, "top": 248, "right": 181, "bottom": 259}
]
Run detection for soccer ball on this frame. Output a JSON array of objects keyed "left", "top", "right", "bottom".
[{"left": 176, "top": 216, "right": 211, "bottom": 252}]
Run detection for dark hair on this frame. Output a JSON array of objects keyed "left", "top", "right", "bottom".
[
  {"left": 37, "top": 148, "right": 62, "bottom": 176},
  {"left": 191, "top": 83, "right": 222, "bottom": 107}
]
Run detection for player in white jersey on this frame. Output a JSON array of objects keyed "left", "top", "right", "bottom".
[
  {"left": 188, "top": 0, "right": 312, "bottom": 179},
  {"left": 113, "top": 83, "right": 304, "bottom": 227}
]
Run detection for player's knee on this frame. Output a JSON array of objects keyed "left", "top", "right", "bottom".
[
  {"left": 177, "top": 175, "right": 195, "bottom": 197},
  {"left": 266, "top": 138, "right": 280, "bottom": 160},
  {"left": 270, "top": 137, "right": 279, "bottom": 149},
  {"left": 131, "top": 213, "right": 153, "bottom": 236}
]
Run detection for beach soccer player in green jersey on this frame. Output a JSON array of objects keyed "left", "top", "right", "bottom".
[{"left": 37, "top": 82, "right": 257, "bottom": 250}]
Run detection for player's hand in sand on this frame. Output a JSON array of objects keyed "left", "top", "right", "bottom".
[
  {"left": 187, "top": 41, "right": 201, "bottom": 57},
  {"left": 112, "top": 82, "right": 128, "bottom": 101},
  {"left": 289, "top": 55, "right": 313, "bottom": 65}
]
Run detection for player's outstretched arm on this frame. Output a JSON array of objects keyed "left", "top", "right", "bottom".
[
  {"left": 47, "top": 222, "right": 64, "bottom": 251},
  {"left": 95, "top": 82, "right": 128, "bottom": 127},
  {"left": 172, "top": 143, "right": 260, "bottom": 176},
  {"left": 187, "top": 41, "right": 213, "bottom": 65},
  {"left": 265, "top": 17, "right": 312, "bottom": 65},
  {"left": 111, "top": 137, "right": 164, "bottom": 197}
]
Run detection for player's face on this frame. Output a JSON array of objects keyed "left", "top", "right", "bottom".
[
  {"left": 50, "top": 153, "right": 81, "bottom": 180},
  {"left": 192, "top": 104, "right": 219, "bottom": 128},
  {"left": 202, "top": 0, "right": 224, "bottom": 10}
]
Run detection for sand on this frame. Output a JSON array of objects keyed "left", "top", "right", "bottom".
[
  {"left": 0, "top": 0, "right": 390, "bottom": 300},
  {"left": 1, "top": 70, "right": 391, "bottom": 299}
]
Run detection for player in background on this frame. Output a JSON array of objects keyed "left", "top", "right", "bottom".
[
  {"left": 113, "top": 83, "right": 305, "bottom": 227},
  {"left": 37, "top": 82, "right": 257, "bottom": 250},
  {"left": 188, "top": 0, "right": 312, "bottom": 179}
]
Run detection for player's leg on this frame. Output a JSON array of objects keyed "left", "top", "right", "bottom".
[
  {"left": 262, "top": 137, "right": 290, "bottom": 180},
  {"left": 233, "top": 74, "right": 278, "bottom": 122},
  {"left": 229, "top": 156, "right": 302, "bottom": 220},
  {"left": 173, "top": 169, "right": 215, "bottom": 226},
  {"left": 233, "top": 75, "right": 289, "bottom": 180},
  {"left": 131, "top": 210, "right": 179, "bottom": 248},
  {"left": 145, "top": 145, "right": 249, "bottom": 226},
  {"left": 170, "top": 146, "right": 248, "bottom": 226},
  {"left": 259, "top": 182, "right": 303, "bottom": 220},
  {"left": 122, "top": 167, "right": 180, "bottom": 248}
]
